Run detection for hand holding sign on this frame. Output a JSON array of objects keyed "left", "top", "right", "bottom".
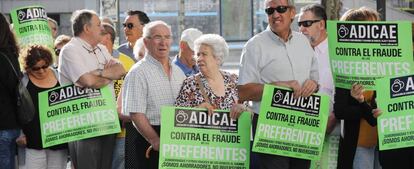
[
  {"left": 301, "top": 79, "right": 318, "bottom": 97},
  {"left": 350, "top": 83, "right": 365, "bottom": 103},
  {"left": 272, "top": 80, "right": 317, "bottom": 98},
  {"left": 196, "top": 102, "right": 215, "bottom": 116},
  {"left": 372, "top": 108, "right": 382, "bottom": 118},
  {"left": 230, "top": 104, "right": 250, "bottom": 120},
  {"left": 272, "top": 80, "right": 301, "bottom": 98}
]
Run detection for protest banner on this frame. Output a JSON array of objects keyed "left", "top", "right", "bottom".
[
  {"left": 252, "top": 85, "right": 329, "bottom": 161},
  {"left": 327, "top": 21, "right": 414, "bottom": 90},
  {"left": 376, "top": 74, "right": 414, "bottom": 150},
  {"left": 159, "top": 106, "right": 251, "bottom": 169},
  {"left": 10, "top": 5, "right": 55, "bottom": 59},
  {"left": 310, "top": 134, "right": 340, "bottom": 169},
  {"left": 39, "top": 84, "right": 120, "bottom": 148}
]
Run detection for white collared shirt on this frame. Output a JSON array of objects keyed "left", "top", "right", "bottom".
[
  {"left": 122, "top": 54, "right": 186, "bottom": 125},
  {"left": 238, "top": 28, "right": 319, "bottom": 113},
  {"left": 315, "top": 38, "right": 335, "bottom": 112}
]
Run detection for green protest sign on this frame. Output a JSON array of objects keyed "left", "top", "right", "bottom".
[
  {"left": 310, "top": 134, "right": 340, "bottom": 169},
  {"left": 327, "top": 21, "right": 414, "bottom": 90},
  {"left": 10, "top": 6, "right": 54, "bottom": 58},
  {"left": 39, "top": 85, "right": 120, "bottom": 148},
  {"left": 159, "top": 106, "right": 251, "bottom": 169},
  {"left": 376, "top": 75, "right": 414, "bottom": 150},
  {"left": 252, "top": 85, "right": 329, "bottom": 161}
]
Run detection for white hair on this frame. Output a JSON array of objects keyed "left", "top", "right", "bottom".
[
  {"left": 142, "top": 20, "right": 172, "bottom": 39},
  {"left": 194, "top": 34, "right": 228, "bottom": 66},
  {"left": 264, "top": 0, "right": 295, "bottom": 7},
  {"left": 133, "top": 37, "right": 145, "bottom": 60}
]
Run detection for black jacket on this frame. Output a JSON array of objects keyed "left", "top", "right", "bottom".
[
  {"left": 334, "top": 87, "right": 377, "bottom": 169},
  {"left": 0, "top": 51, "right": 20, "bottom": 129}
]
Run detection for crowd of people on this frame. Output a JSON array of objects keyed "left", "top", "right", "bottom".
[{"left": 0, "top": 0, "right": 414, "bottom": 169}]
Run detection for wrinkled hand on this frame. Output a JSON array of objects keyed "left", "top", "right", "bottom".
[
  {"left": 145, "top": 136, "right": 160, "bottom": 158},
  {"left": 151, "top": 138, "right": 160, "bottom": 151},
  {"left": 272, "top": 80, "right": 301, "bottom": 98},
  {"left": 351, "top": 83, "right": 365, "bottom": 103},
  {"left": 16, "top": 135, "right": 27, "bottom": 146},
  {"left": 372, "top": 109, "right": 382, "bottom": 118},
  {"left": 104, "top": 59, "right": 120, "bottom": 69},
  {"left": 197, "top": 102, "right": 215, "bottom": 116},
  {"left": 230, "top": 104, "right": 247, "bottom": 120},
  {"left": 301, "top": 79, "right": 318, "bottom": 97}
]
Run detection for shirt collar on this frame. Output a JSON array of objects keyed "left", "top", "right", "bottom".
[
  {"left": 126, "top": 42, "right": 133, "bottom": 49},
  {"left": 146, "top": 53, "right": 172, "bottom": 67},
  {"left": 112, "top": 50, "right": 120, "bottom": 58},
  {"left": 314, "top": 38, "right": 328, "bottom": 54},
  {"left": 266, "top": 26, "right": 293, "bottom": 43},
  {"left": 173, "top": 55, "right": 199, "bottom": 77},
  {"left": 75, "top": 37, "right": 100, "bottom": 53}
]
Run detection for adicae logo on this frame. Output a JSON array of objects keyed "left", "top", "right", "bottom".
[
  {"left": 338, "top": 25, "right": 349, "bottom": 38},
  {"left": 391, "top": 79, "right": 405, "bottom": 93},
  {"left": 18, "top": 10, "right": 26, "bottom": 21},
  {"left": 273, "top": 90, "right": 283, "bottom": 103},
  {"left": 48, "top": 91, "right": 59, "bottom": 103},
  {"left": 175, "top": 110, "right": 188, "bottom": 123}
]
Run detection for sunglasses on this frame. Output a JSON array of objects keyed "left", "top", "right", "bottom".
[
  {"left": 122, "top": 23, "right": 134, "bottom": 29},
  {"left": 265, "top": 6, "right": 290, "bottom": 15},
  {"left": 31, "top": 65, "right": 49, "bottom": 71},
  {"left": 298, "top": 20, "right": 321, "bottom": 27},
  {"left": 55, "top": 48, "right": 61, "bottom": 56}
]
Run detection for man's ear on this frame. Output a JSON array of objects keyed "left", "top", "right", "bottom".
[
  {"left": 143, "top": 37, "right": 149, "bottom": 46},
  {"left": 320, "top": 20, "right": 326, "bottom": 30},
  {"left": 290, "top": 8, "right": 296, "bottom": 20},
  {"left": 83, "top": 24, "right": 90, "bottom": 34},
  {"left": 179, "top": 41, "right": 185, "bottom": 50}
]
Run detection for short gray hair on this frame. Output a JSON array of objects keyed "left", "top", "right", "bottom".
[
  {"left": 71, "top": 9, "right": 97, "bottom": 37},
  {"left": 264, "top": 0, "right": 295, "bottom": 8},
  {"left": 194, "top": 34, "right": 228, "bottom": 66},
  {"left": 142, "top": 20, "right": 172, "bottom": 39}
]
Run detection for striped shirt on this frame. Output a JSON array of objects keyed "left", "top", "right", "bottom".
[{"left": 122, "top": 54, "right": 186, "bottom": 125}]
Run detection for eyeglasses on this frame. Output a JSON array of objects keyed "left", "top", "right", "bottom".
[
  {"left": 149, "top": 35, "right": 172, "bottom": 42},
  {"left": 81, "top": 44, "right": 107, "bottom": 68},
  {"left": 54, "top": 48, "right": 61, "bottom": 56},
  {"left": 31, "top": 65, "right": 49, "bottom": 71},
  {"left": 298, "top": 20, "right": 321, "bottom": 27},
  {"left": 265, "top": 6, "right": 290, "bottom": 15},
  {"left": 122, "top": 23, "right": 134, "bottom": 29}
]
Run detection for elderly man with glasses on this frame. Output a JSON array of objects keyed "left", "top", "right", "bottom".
[
  {"left": 122, "top": 20, "right": 186, "bottom": 169},
  {"left": 237, "top": 0, "right": 319, "bottom": 169}
]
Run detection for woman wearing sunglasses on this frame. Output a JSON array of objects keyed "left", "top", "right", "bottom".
[
  {"left": 53, "top": 34, "right": 71, "bottom": 68},
  {"left": 16, "top": 45, "right": 67, "bottom": 169}
]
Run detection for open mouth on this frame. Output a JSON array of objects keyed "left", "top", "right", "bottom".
[{"left": 197, "top": 62, "right": 205, "bottom": 67}]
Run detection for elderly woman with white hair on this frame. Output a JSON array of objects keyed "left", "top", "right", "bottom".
[{"left": 175, "top": 34, "right": 247, "bottom": 118}]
